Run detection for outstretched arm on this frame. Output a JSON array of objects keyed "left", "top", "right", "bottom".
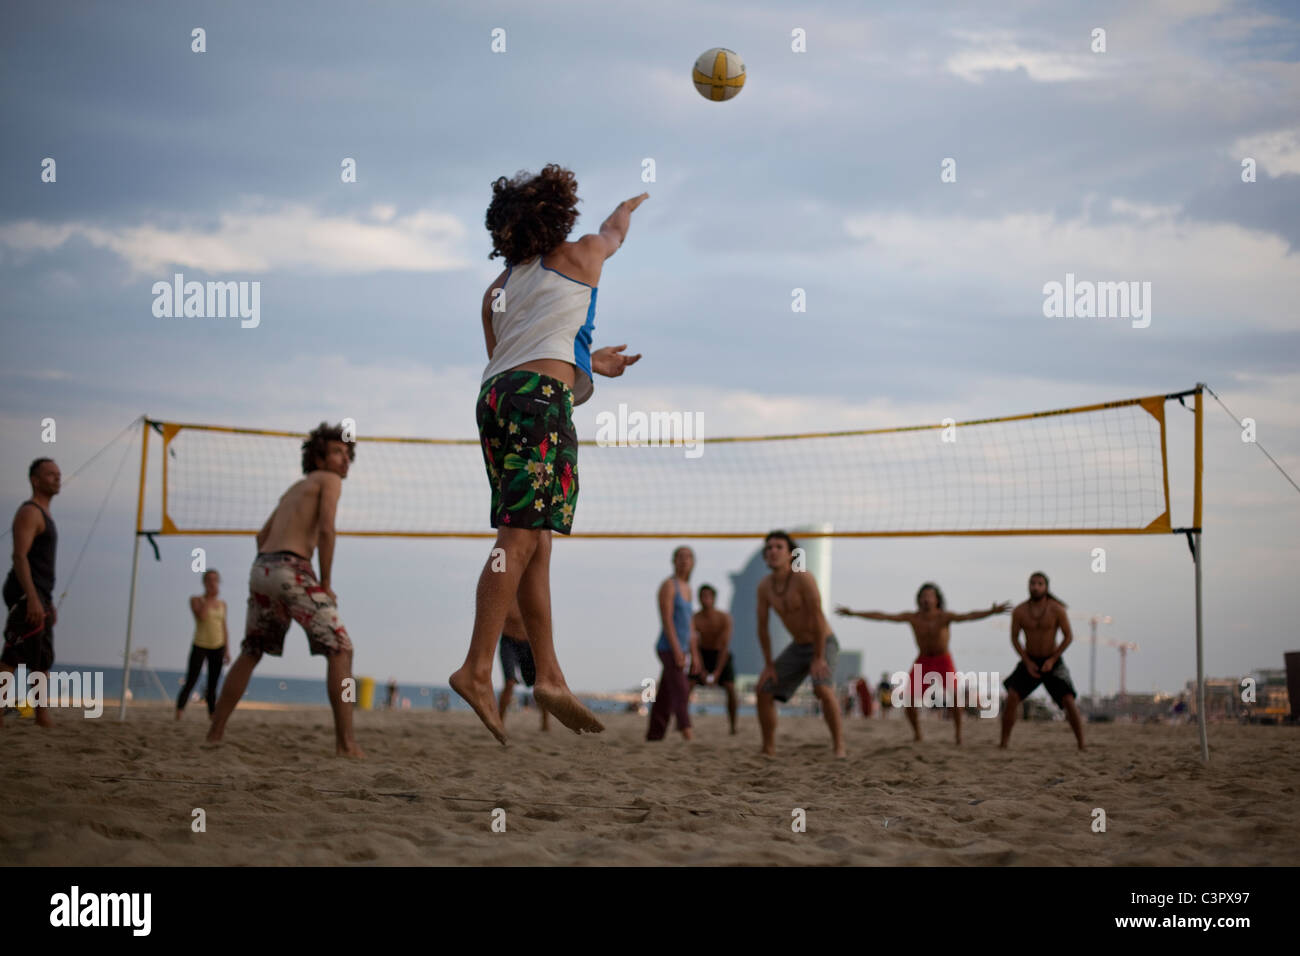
[
  {"left": 949, "top": 601, "right": 1012, "bottom": 622},
  {"left": 835, "top": 605, "right": 910, "bottom": 623}
]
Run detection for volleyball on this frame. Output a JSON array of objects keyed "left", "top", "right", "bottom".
[{"left": 692, "top": 47, "right": 745, "bottom": 101}]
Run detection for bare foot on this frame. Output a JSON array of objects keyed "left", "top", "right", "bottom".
[
  {"left": 682, "top": 728, "right": 694, "bottom": 741},
  {"left": 834, "top": 747, "right": 847, "bottom": 759},
  {"left": 450, "top": 667, "right": 508, "bottom": 745},
  {"left": 34, "top": 710, "right": 54, "bottom": 728},
  {"left": 533, "top": 682, "right": 603, "bottom": 734},
  {"left": 175, "top": 708, "right": 183, "bottom": 721},
  {"left": 760, "top": 744, "right": 775, "bottom": 757},
  {"left": 336, "top": 739, "right": 366, "bottom": 758}
]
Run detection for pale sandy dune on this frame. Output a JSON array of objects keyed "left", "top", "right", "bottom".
[{"left": 2, "top": 703, "right": 1296, "bottom": 866}]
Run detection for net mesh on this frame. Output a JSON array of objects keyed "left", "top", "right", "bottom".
[{"left": 158, "top": 396, "right": 1170, "bottom": 537}]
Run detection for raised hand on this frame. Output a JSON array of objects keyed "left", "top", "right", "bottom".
[{"left": 592, "top": 344, "right": 642, "bottom": 378}]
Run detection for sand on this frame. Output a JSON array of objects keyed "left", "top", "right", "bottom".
[{"left": 2, "top": 703, "right": 1297, "bottom": 866}]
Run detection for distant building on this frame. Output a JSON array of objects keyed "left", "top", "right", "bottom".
[{"left": 727, "top": 524, "right": 834, "bottom": 682}]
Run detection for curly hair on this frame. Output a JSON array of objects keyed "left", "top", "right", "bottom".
[
  {"left": 485, "top": 164, "right": 581, "bottom": 265},
  {"left": 301, "top": 422, "right": 356, "bottom": 475},
  {"left": 915, "top": 582, "right": 945, "bottom": 610}
]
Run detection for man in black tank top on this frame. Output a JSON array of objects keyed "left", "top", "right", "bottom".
[{"left": 2, "top": 457, "right": 61, "bottom": 728}]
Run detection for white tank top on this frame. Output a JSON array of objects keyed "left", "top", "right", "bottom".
[{"left": 481, "top": 254, "right": 598, "bottom": 405}]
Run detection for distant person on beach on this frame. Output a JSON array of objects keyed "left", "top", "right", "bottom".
[
  {"left": 690, "top": 583, "right": 737, "bottom": 734},
  {"left": 756, "top": 531, "right": 846, "bottom": 758},
  {"left": 386, "top": 678, "right": 398, "bottom": 709},
  {"left": 498, "top": 599, "right": 550, "bottom": 731},
  {"left": 207, "top": 423, "right": 364, "bottom": 757},
  {"left": 175, "top": 569, "right": 228, "bottom": 720},
  {"left": 1000, "top": 571, "right": 1085, "bottom": 751},
  {"left": 648, "top": 546, "right": 696, "bottom": 741},
  {"left": 855, "top": 676, "right": 873, "bottom": 717},
  {"left": 836, "top": 584, "right": 1009, "bottom": 744},
  {"left": 450, "top": 167, "right": 647, "bottom": 743},
  {"left": 877, "top": 671, "right": 892, "bottom": 717},
  {"left": 2, "top": 458, "right": 60, "bottom": 729}
]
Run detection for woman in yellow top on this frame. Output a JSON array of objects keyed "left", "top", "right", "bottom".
[{"left": 176, "top": 569, "right": 229, "bottom": 719}]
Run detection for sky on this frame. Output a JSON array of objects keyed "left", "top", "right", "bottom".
[{"left": 1, "top": 0, "right": 1297, "bottom": 699}]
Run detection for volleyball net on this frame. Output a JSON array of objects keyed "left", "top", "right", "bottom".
[{"left": 138, "top": 388, "right": 1201, "bottom": 539}]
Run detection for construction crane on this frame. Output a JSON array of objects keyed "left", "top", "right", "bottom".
[
  {"left": 1101, "top": 637, "right": 1139, "bottom": 704},
  {"left": 1087, "top": 614, "right": 1112, "bottom": 709}
]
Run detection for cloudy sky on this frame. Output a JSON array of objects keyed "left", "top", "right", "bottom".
[{"left": 2, "top": 0, "right": 1297, "bottom": 701}]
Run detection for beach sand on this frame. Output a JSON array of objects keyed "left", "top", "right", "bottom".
[{"left": 2, "top": 704, "right": 1296, "bottom": 866}]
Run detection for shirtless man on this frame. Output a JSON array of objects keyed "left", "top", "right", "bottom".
[
  {"left": 690, "top": 584, "right": 737, "bottom": 734},
  {"left": 756, "top": 531, "right": 845, "bottom": 758},
  {"left": 1000, "top": 571, "right": 1085, "bottom": 750},
  {"left": 450, "top": 166, "right": 647, "bottom": 744},
  {"left": 498, "top": 598, "right": 550, "bottom": 731},
  {"left": 207, "top": 423, "right": 363, "bottom": 757},
  {"left": 837, "top": 583, "right": 1009, "bottom": 744}
]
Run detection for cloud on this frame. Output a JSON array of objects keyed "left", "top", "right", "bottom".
[
  {"left": 1232, "top": 128, "right": 1300, "bottom": 177},
  {"left": 945, "top": 30, "right": 1098, "bottom": 84},
  {"left": 841, "top": 203, "right": 1299, "bottom": 331},
  {"left": 0, "top": 201, "right": 473, "bottom": 277}
]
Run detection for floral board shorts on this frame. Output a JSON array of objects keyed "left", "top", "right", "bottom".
[
  {"left": 242, "top": 551, "right": 353, "bottom": 659},
  {"left": 476, "top": 370, "right": 579, "bottom": 534}
]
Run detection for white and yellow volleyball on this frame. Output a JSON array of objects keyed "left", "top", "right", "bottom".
[{"left": 692, "top": 47, "right": 745, "bottom": 102}]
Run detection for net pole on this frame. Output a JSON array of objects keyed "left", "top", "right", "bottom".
[
  {"left": 1193, "top": 386, "right": 1208, "bottom": 763},
  {"left": 118, "top": 416, "right": 149, "bottom": 721}
]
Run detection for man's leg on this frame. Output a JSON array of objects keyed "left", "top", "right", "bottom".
[
  {"left": 450, "top": 527, "right": 539, "bottom": 744},
  {"left": 30, "top": 668, "right": 54, "bottom": 727},
  {"left": 1061, "top": 694, "right": 1086, "bottom": 750},
  {"left": 207, "top": 652, "right": 258, "bottom": 742},
  {"left": 951, "top": 705, "right": 963, "bottom": 745},
  {"left": 724, "top": 681, "right": 737, "bottom": 735},
  {"left": 1000, "top": 689, "right": 1021, "bottom": 748},
  {"left": 757, "top": 690, "right": 777, "bottom": 755},
  {"left": 498, "top": 678, "right": 517, "bottom": 721},
  {"left": 814, "top": 683, "right": 847, "bottom": 758},
  {"left": 325, "top": 647, "right": 363, "bottom": 757},
  {"left": 0, "top": 662, "right": 10, "bottom": 729},
  {"left": 513, "top": 529, "right": 602, "bottom": 735},
  {"left": 904, "top": 703, "right": 922, "bottom": 741}
]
